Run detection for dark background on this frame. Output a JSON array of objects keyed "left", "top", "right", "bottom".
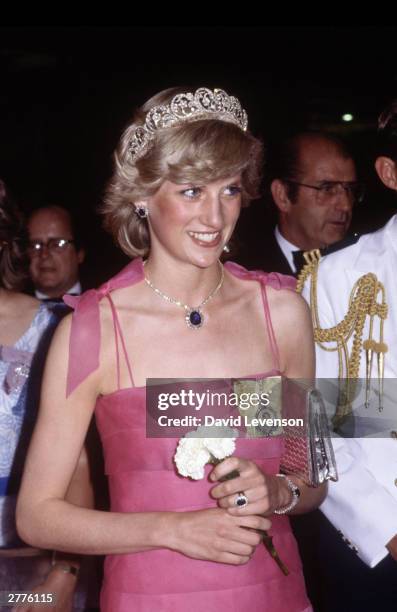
[{"left": 1, "top": 26, "right": 396, "bottom": 285}]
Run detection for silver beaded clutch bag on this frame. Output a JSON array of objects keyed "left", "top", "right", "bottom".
[
  {"left": 281, "top": 385, "right": 338, "bottom": 486},
  {"left": 233, "top": 377, "right": 338, "bottom": 487}
]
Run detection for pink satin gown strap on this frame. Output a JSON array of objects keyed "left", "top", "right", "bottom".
[
  {"left": 105, "top": 294, "right": 135, "bottom": 389},
  {"left": 260, "top": 280, "right": 281, "bottom": 371},
  {"left": 63, "top": 257, "right": 144, "bottom": 397},
  {"left": 224, "top": 261, "right": 297, "bottom": 372},
  {"left": 104, "top": 295, "right": 121, "bottom": 390}
]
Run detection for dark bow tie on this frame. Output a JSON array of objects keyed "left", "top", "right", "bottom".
[{"left": 292, "top": 250, "right": 313, "bottom": 275}]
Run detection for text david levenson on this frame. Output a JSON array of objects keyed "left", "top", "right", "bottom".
[{"left": 157, "top": 415, "right": 304, "bottom": 428}]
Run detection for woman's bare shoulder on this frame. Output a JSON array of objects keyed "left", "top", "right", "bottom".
[
  {"left": 266, "top": 285, "right": 310, "bottom": 319},
  {"left": 16, "top": 291, "right": 39, "bottom": 308},
  {"left": 267, "top": 287, "right": 314, "bottom": 377},
  {"left": 266, "top": 286, "right": 313, "bottom": 346},
  {"left": 1, "top": 291, "right": 39, "bottom": 314}
]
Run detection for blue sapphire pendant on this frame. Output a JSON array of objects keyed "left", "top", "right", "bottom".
[{"left": 185, "top": 308, "right": 204, "bottom": 329}]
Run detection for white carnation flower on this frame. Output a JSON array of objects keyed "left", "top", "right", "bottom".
[
  {"left": 174, "top": 437, "right": 211, "bottom": 480},
  {"left": 204, "top": 436, "right": 236, "bottom": 459},
  {"left": 174, "top": 425, "right": 237, "bottom": 480}
]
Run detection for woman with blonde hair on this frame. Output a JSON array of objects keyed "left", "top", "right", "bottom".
[{"left": 17, "top": 87, "right": 324, "bottom": 611}]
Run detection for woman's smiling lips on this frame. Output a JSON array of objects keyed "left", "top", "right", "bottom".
[{"left": 188, "top": 231, "right": 222, "bottom": 247}]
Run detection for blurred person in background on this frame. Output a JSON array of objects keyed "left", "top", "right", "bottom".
[
  {"left": 27, "top": 206, "right": 85, "bottom": 300},
  {"left": 238, "top": 131, "right": 363, "bottom": 276},
  {"left": 0, "top": 180, "right": 94, "bottom": 611}
]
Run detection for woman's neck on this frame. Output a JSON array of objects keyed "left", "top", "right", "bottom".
[{"left": 143, "top": 255, "right": 224, "bottom": 306}]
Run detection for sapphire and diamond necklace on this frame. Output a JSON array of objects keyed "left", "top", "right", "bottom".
[{"left": 143, "top": 262, "right": 224, "bottom": 329}]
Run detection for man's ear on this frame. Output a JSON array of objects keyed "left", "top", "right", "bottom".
[
  {"left": 270, "top": 179, "right": 292, "bottom": 213},
  {"left": 375, "top": 156, "right": 397, "bottom": 191}
]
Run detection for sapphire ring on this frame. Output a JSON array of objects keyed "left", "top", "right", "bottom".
[{"left": 235, "top": 492, "right": 248, "bottom": 508}]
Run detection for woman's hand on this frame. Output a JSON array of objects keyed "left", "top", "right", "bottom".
[
  {"left": 209, "top": 457, "right": 291, "bottom": 516},
  {"left": 167, "top": 507, "right": 271, "bottom": 565}
]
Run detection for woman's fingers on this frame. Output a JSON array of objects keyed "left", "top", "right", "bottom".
[
  {"left": 210, "top": 458, "right": 285, "bottom": 515},
  {"left": 210, "top": 456, "right": 249, "bottom": 482},
  {"left": 210, "top": 459, "right": 264, "bottom": 499},
  {"left": 211, "top": 513, "right": 271, "bottom": 561},
  {"left": 216, "top": 536, "right": 256, "bottom": 558},
  {"left": 228, "top": 499, "right": 273, "bottom": 516},
  {"left": 211, "top": 473, "right": 263, "bottom": 499},
  {"left": 217, "top": 487, "right": 271, "bottom": 514},
  {"left": 211, "top": 458, "right": 271, "bottom": 514},
  {"left": 173, "top": 508, "right": 271, "bottom": 565},
  {"left": 212, "top": 476, "right": 266, "bottom": 502},
  {"left": 217, "top": 552, "right": 251, "bottom": 565},
  {"left": 236, "top": 513, "right": 272, "bottom": 533}
]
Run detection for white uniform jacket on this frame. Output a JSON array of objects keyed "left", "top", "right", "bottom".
[{"left": 302, "top": 214, "right": 397, "bottom": 567}]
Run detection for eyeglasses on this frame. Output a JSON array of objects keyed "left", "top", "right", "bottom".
[
  {"left": 27, "top": 238, "right": 75, "bottom": 256},
  {"left": 285, "top": 180, "right": 365, "bottom": 204}
]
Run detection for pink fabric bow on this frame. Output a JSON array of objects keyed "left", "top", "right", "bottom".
[{"left": 64, "top": 258, "right": 145, "bottom": 397}]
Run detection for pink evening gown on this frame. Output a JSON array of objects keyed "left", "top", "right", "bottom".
[{"left": 65, "top": 259, "right": 312, "bottom": 612}]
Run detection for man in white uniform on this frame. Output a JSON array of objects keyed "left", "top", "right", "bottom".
[{"left": 301, "top": 101, "right": 397, "bottom": 610}]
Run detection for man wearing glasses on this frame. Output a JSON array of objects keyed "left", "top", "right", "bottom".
[
  {"left": 238, "top": 131, "right": 363, "bottom": 276},
  {"left": 27, "top": 205, "right": 85, "bottom": 299}
]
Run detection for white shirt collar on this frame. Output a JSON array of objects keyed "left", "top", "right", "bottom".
[
  {"left": 35, "top": 281, "right": 82, "bottom": 300},
  {"left": 274, "top": 226, "right": 300, "bottom": 273}
]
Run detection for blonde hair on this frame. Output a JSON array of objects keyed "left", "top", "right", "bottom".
[{"left": 102, "top": 87, "right": 263, "bottom": 258}]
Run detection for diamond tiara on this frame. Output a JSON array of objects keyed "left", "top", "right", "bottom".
[{"left": 127, "top": 87, "right": 248, "bottom": 163}]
